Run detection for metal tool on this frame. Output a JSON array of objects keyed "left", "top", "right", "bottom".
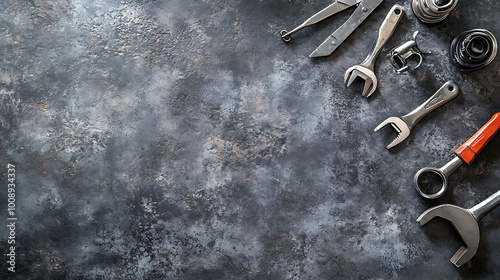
[
  {"left": 415, "top": 113, "right": 500, "bottom": 199},
  {"left": 417, "top": 189, "right": 500, "bottom": 267},
  {"left": 280, "top": 0, "right": 363, "bottom": 42},
  {"left": 293, "top": 0, "right": 385, "bottom": 57},
  {"left": 390, "top": 31, "right": 424, "bottom": 72},
  {"left": 344, "top": 5, "right": 404, "bottom": 97},
  {"left": 412, "top": 0, "right": 458, "bottom": 23},
  {"left": 374, "top": 80, "right": 459, "bottom": 149}
]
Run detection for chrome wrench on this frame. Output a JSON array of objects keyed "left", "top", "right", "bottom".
[
  {"left": 417, "top": 189, "right": 500, "bottom": 267},
  {"left": 415, "top": 113, "right": 500, "bottom": 199},
  {"left": 374, "top": 80, "right": 459, "bottom": 149}
]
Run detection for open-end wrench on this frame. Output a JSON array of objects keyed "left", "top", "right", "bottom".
[
  {"left": 415, "top": 113, "right": 500, "bottom": 199},
  {"left": 417, "top": 189, "right": 500, "bottom": 267},
  {"left": 309, "top": 0, "right": 384, "bottom": 57},
  {"left": 344, "top": 5, "right": 404, "bottom": 97},
  {"left": 374, "top": 80, "right": 459, "bottom": 149}
]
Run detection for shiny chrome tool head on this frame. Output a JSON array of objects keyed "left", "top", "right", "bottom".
[
  {"left": 280, "top": 0, "right": 363, "bottom": 43},
  {"left": 417, "top": 204, "right": 480, "bottom": 267},
  {"left": 390, "top": 31, "right": 424, "bottom": 72},
  {"left": 412, "top": 0, "right": 458, "bottom": 23},
  {"left": 414, "top": 156, "right": 463, "bottom": 199},
  {"left": 344, "top": 65, "right": 378, "bottom": 97},
  {"left": 343, "top": 5, "right": 404, "bottom": 97},
  {"left": 373, "top": 116, "right": 410, "bottom": 149}
]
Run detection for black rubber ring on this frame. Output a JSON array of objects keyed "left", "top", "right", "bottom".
[{"left": 450, "top": 29, "right": 498, "bottom": 72}]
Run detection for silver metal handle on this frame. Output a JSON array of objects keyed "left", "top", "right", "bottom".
[
  {"left": 360, "top": 5, "right": 404, "bottom": 70},
  {"left": 401, "top": 80, "right": 459, "bottom": 130},
  {"left": 471, "top": 190, "right": 500, "bottom": 221},
  {"left": 281, "top": 1, "right": 347, "bottom": 41},
  {"left": 309, "top": 0, "right": 384, "bottom": 57}
]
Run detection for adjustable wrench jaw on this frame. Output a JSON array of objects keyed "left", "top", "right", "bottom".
[
  {"left": 417, "top": 204, "right": 480, "bottom": 267},
  {"left": 373, "top": 117, "right": 410, "bottom": 149},
  {"left": 344, "top": 65, "right": 377, "bottom": 97}
]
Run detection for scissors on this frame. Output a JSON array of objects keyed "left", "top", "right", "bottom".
[{"left": 281, "top": 0, "right": 384, "bottom": 57}]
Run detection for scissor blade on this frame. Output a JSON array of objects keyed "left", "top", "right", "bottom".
[
  {"left": 310, "top": 0, "right": 384, "bottom": 57},
  {"left": 303, "top": 0, "right": 361, "bottom": 26}
]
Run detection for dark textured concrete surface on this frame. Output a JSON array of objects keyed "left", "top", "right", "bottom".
[{"left": 0, "top": 0, "right": 499, "bottom": 279}]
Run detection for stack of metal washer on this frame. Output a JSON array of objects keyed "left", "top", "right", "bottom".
[{"left": 412, "top": 0, "right": 458, "bottom": 23}]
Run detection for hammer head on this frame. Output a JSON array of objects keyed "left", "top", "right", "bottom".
[{"left": 417, "top": 204, "right": 480, "bottom": 267}]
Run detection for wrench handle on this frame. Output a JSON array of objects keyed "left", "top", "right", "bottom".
[
  {"left": 470, "top": 189, "right": 500, "bottom": 221},
  {"left": 401, "top": 80, "right": 460, "bottom": 129},
  {"left": 455, "top": 112, "right": 500, "bottom": 165},
  {"left": 361, "top": 5, "right": 404, "bottom": 70}
]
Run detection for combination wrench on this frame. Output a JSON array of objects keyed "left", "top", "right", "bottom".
[{"left": 415, "top": 113, "right": 500, "bottom": 199}]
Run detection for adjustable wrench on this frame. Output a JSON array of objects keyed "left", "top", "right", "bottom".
[
  {"left": 417, "top": 189, "right": 500, "bottom": 267},
  {"left": 415, "top": 112, "right": 500, "bottom": 199},
  {"left": 344, "top": 5, "right": 404, "bottom": 97},
  {"left": 374, "top": 80, "right": 459, "bottom": 149}
]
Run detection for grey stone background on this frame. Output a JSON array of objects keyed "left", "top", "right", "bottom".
[{"left": 0, "top": 0, "right": 499, "bottom": 279}]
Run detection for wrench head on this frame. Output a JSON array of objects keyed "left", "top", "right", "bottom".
[
  {"left": 344, "top": 65, "right": 378, "bottom": 98},
  {"left": 373, "top": 117, "right": 410, "bottom": 149},
  {"left": 417, "top": 204, "right": 480, "bottom": 267}
]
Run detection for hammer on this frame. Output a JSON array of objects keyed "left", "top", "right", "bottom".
[{"left": 417, "top": 190, "right": 500, "bottom": 267}]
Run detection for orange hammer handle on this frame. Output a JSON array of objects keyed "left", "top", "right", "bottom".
[{"left": 455, "top": 113, "right": 500, "bottom": 165}]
